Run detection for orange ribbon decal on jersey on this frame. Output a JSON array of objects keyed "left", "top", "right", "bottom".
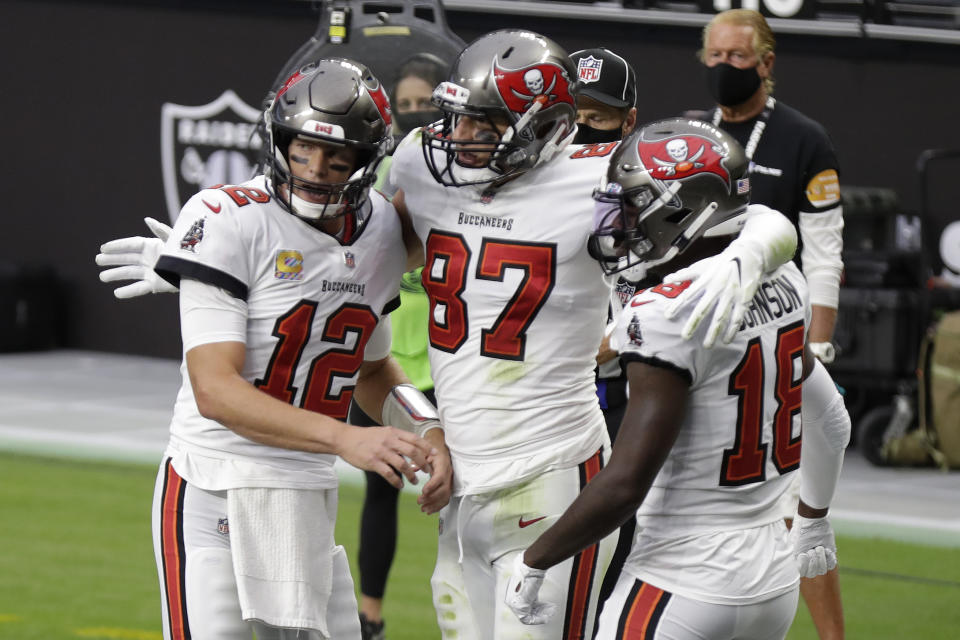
[
  {"left": 562, "top": 448, "right": 604, "bottom": 639},
  {"left": 160, "top": 460, "right": 191, "bottom": 639},
  {"left": 619, "top": 579, "right": 671, "bottom": 640}
]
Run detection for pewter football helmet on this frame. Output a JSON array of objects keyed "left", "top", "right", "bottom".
[
  {"left": 265, "top": 58, "right": 393, "bottom": 220},
  {"left": 588, "top": 118, "right": 751, "bottom": 275},
  {"left": 422, "top": 29, "right": 578, "bottom": 186}
]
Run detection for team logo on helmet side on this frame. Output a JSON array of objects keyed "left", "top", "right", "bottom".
[
  {"left": 161, "top": 90, "right": 263, "bottom": 224},
  {"left": 492, "top": 60, "right": 575, "bottom": 116},
  {"left": 637, "top": 134, "right": 731, "bottom": 187}
]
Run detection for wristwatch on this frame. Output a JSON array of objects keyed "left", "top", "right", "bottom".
[{"left": 809, "top": 341, "right": 836, "bottom": 364}]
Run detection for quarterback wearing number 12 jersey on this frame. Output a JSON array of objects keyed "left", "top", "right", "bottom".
[{"left": 155, "top": 175, "right": 406, "bottom": 490}]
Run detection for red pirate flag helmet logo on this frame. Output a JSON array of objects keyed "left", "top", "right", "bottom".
[
  {"left": 492, "top": 60, "right": 575, "bottom": 117},
  {"left": 637, "top": 134, "right": 731, "bottom": 188}
]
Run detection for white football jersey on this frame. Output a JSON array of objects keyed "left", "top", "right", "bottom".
[
  {"left": 155, "top": 176, "right": 406, "bottom": 490},
  {"left": 392, "top": 137, "right": 620, "bottom": 495},
  {"left": 610, "top": 261, "right": 810, "bottom": 603}
]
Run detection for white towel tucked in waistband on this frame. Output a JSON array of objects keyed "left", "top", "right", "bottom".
[{"left": 227, "top": 487, "right": 334, "bottom": 636}]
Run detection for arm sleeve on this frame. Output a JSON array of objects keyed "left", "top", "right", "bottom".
[
  {"left": 363, "top": 315, "right": 393, "bottom": 362},
  {"left": 179, "top": 277, "right": 248, "bottom": 352},
  {"left": 799, "top": 359, "right": 851, "bottom": 509},
  {"left": 799, "top": 206, "right": 844, "bottom": 309},
  {"left": 727, "top": 204, "right": 798, "bottom": 274}
]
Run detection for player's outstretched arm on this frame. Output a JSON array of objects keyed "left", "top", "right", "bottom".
[
  {"left": 790, "top": 347, "right": 850, "bottom": 579},
  {"left": 95, "top": 217, "right": 178, "bottom": 299},
  {"left": 663, "top": 204, "right": 797, "bottom": 347},
  {"left": 506, "top": 362, "right": 689, "bottom": 625}
]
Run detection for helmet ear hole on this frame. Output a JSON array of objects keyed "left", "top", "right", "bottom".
[{"left": 663, "top": 208, "right": 691, "bottom": 226}]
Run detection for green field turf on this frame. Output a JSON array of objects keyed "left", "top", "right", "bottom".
[{"left": 1, "top": 453, "right": 957, "bottom": 639}]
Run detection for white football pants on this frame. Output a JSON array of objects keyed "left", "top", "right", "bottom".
[
  {"left": 432, "top": 447, "right": 617, "bottom": 640},
  {"left": 151, "top": 458, "right": 361, "bottom": 640},
  {"left": 596, "top": 575, "right": 799, "bottom": 640}
]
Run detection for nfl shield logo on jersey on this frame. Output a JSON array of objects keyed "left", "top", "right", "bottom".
[
  {"left": 344, "top": 251, "right": 356, "bottom": 269},
  {"left": 217, "top": 518, "right": 229, "bottom": 535},
  {"left": 615, "top": 279, "right": 637, "bottom": 307},
  {"left": 577, "top": 56, "right": 603, "bottom": 84},
  {"left": 161, "top": 90, "right": 263, "bottom": 224}
]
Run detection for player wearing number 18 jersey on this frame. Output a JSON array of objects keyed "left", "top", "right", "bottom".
[{"left": 508, "top": 119, "right": 849, "bottom": 640}]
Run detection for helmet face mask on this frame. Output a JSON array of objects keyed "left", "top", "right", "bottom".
[
  {"left": 422, "top": 30, "right": 579, "bottom": 187},
  {"left": 588, "top": 118, "right": 751, "bottom": 276},
  {"left": 264, "top": 58, "right": 393, "bottom": 221}
]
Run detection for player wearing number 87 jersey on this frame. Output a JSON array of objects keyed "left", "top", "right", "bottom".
[{"left": 506, "top": 119, "right": 850, "bottom": 640}]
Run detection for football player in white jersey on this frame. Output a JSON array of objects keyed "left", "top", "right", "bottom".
[
  {"left": 101, "top": 59, "right": 452, "bottom": 640},
  {"left": 505, "top": 119, "right": 850, "bottom": 640},
  {"left": 96, "top": 32, "right": 800, "bottom": 640}
]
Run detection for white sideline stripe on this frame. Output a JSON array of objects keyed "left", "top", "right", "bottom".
[
  {"left": 831, "top": 508, "right": 960, "bottom": 533},
  {"left": 0, "top": 426, "right": 422, "bottom": 491},
  {"left": 0, "top": 423, "right": 956, "bottom": 545}
]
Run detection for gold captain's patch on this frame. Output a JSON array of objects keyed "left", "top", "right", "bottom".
[{"left": 806, "top": 169, "right": 840, "bottom": 207}]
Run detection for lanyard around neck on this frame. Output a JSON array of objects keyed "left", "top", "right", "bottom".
[{"left": 712, "top": 96, "right": 776, "bottom": 161}]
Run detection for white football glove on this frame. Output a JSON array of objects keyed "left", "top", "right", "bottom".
[
  {"left": 663, "top": 204, "right": 797, "bottom": 348},
  {"left": 662, "top": 243, "right": 763, "bottom": 348},
  {"left": 95, "top": 217, "right": 178, "bottom": 299},
  {"left": 789, "top": 514, "right": 838, "bottom": 578},
  {"left": 504, "top": 553, "right": 557, "bottom": 625}
]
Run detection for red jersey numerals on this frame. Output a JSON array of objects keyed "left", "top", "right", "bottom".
[
  {"left": 423, "top": 232, "right": 471, "bottom": 353},
  {"left": 477, "top": 239, "right": 555, "bottom": 360},
  {"left": 219, "top": 185, "right": 270, "bottom": 206},
  {"left": 422, "top": 232, "right": 556, "bottom": 360},
  {"left": 720, "top": 320, "right": 804, "bottom": 486},
  {"left": 254, "top": 301, "right": 378, "bottom": 420},
  {"left": 570, "top": 142, "right": 618, "bottom": 159}
]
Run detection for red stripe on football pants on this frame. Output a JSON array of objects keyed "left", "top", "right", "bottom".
[
  {"left": 160, "top": 460, "right": 191, "bottom": 639},
  {"left": 563, "top": 448, "right": 605, "bottom": 640}
]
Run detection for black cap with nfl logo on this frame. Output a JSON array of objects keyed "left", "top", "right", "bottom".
[{"left": 570, "top": 48, "right": 637, "bottom": 110}]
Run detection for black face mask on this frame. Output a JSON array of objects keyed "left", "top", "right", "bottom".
[
  {"left": 394, "top": 109, "right": 443, "bottom": 136},
  {"left": 573, "top": 124, "right": 622, "bottom": 145},
  {"left": 707, "top": 63, "right": 762, "bottom": 107}
]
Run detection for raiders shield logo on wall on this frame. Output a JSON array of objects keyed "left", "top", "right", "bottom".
[{"left": 161, "top": 90, "right": 264, "bottom": 223}]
